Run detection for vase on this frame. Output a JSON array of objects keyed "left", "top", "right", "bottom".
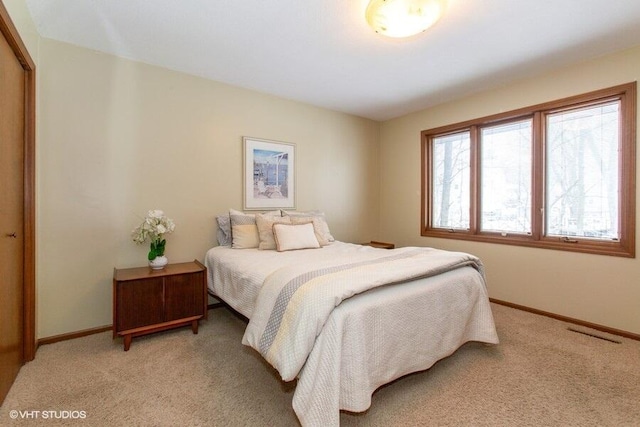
[{"left": 149, "top": 255, "right": 168, "bottom": 270}]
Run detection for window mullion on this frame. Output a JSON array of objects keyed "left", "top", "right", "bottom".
[
  {"left": 421, "top": 133, "right": 430, "bottom": 233},
  {"left": 469, "top": 125, "right": 479, "bottom": 234},
  {"left": 618, "top": 89, "right": 636, "bottom": 253},
  {"left": 532, "top": 111, "right": 544, "bottom": 241}
]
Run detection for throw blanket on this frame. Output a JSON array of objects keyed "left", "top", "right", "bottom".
[{"left": 242, "top": 247, "right": 485, "bottom": 381}]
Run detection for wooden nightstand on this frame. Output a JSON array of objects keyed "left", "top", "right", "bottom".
[
  {"left": 363, "top": 241, "right": 395, "bottom": 249},
  {"left": 112, "top": 260, "right": 207, "bottom": 351}
]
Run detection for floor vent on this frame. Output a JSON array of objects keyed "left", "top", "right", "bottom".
[{"left": 567, "top": 327, "right": 621, "bottom": 344}]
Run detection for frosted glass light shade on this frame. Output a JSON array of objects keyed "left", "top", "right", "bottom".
[{"left": 366, "top": 0, "right": 446, "bottom": 38}]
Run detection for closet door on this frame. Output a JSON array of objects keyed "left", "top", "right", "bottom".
[
  {"left": 0, "top": 2, "right": 35, "bottom": 405},
  {"left": 0, "top": 17, "right": 25, "bottom": 403}
]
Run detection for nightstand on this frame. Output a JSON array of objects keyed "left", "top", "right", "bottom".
[
  {"left": 363, "top": 241, "right": 395, "bottom": 249},
  {"left": 112, "top": 260, "right": 207, "bottom": 351}
]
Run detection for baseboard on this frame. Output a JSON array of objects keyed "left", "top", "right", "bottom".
[
  {"left": 36, "top": 303, "right": 227, "bottom": 347},
  {"left": 36, "top": 301, "right": 226, "bottom": 347},
  {"left": 490, "top": 298, "right": 640, "bottom": 341},
  {"left": 38, "top": 325, "right": 112, "bottom": 347},
  {"left": 35, "top": 300, "right": 639, "bottom": 347}
]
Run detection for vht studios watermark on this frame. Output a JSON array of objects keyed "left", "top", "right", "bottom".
[{"left": 9, "top": 410, "right": 87, "bottom": 420}]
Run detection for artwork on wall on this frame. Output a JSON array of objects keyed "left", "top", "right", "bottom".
[{"left": 243, "top": 137, "right": 296, "bottom": 210}]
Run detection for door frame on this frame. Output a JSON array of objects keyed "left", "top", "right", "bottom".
[{"left": 0, "top": 1, "right": 36, "bottom": 362}]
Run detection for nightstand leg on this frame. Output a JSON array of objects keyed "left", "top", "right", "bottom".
[
  {"left": 123, "top": 334, "right": 132, "bottom": 351},
  {"left": 191, "top": 320, "right": 198, "bottom": 334}
]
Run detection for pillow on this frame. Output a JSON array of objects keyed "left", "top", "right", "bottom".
[
  {"left": 216, "top": 214, "right": 231, "bottom": 246},
  {"left": 256, "top": 214, "right": 291, "bottom": 250},
  {"left": 230, "top": 208, "right": 281, "bottom": 218},
  {"left": 281, "top": 209, "right": 322, "bottom": 217},
  {"left": 229, "top": 209, "right": 281, "bottom": 249},
  {"left": 230, "top": 213, "right": 259, "bottom": 249},
  {"left": 273, "top": 222, "right": 321, "bottom": 252},
  {"left": 289, "top": 216, "right": 330, "bottom": 246},
  {"left": 282, "top": 210, "right": 335, "bottom": 243}
]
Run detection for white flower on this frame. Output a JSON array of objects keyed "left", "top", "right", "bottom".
[{"left": 131, "top": 209, "right": 175, "bottom": 245}]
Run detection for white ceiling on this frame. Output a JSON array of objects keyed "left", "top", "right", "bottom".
[{"left": 24, "top": 0, "right": 640, "bottom": 121}]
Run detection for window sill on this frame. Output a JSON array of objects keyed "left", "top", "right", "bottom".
[{"left": 421, "top": 229, "right": 634, "bottom": 258}]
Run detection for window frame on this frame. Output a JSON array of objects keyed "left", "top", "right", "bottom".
[{"left": 421, "top": 82, "right": 636, "bottom": 258}]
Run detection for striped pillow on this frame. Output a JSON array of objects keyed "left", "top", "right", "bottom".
[{"left": 229, "top": 209, "right": 280, "bottom": 249}]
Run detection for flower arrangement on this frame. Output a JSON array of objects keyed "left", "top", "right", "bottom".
[{"left": 131, "top": 209, "right": 176, "bottom": 260}]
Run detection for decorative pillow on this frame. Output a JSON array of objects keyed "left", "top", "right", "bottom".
[
  {"left": 230, "top": 208, "right": 281, "bottom": 218},
  {"left": 281, "top": 209, "right": 322, "bottom": 217},
  {"left": 229, "top": 209, "right": 281, "bottom": 249},
  {"left": 230, "top": 214, "right": 259, "bottom": 249},
  {"left": 216, "top": 214, "right": 231, "bottom": 246},
  {"left": 282, "top": 210, "right": 335, "bottom": 243},
  {"left": 256, "top": 214, "right": 291, "bottom": 250},
  {"left": 273, "top": 222, "right": 321, "bottom": 252},
  {"left": 289, "top": 216, "right": 330, "bottom": 246}
]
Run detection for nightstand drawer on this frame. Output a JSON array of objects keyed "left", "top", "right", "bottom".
[
  {"left": 115, "top": 278, "right": 164, "bottom": 331},
  {"left": 164, "top": 272, "right": 206, "bottom": 321}
]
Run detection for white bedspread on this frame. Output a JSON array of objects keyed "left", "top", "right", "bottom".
[
  {"left": 242, "top": 247, "right": 485, "bottom": 381},
  {"left": 204, "top": 243, "right": 499, "bottom": 427}
]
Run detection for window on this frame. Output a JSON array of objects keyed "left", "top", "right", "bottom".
[
  {"left": 431, "top": 132, "right": 470, "bottom": 230},
  {"left": 481, "top": 119, "right": 532, "bottom": 234},
  {"left": 421, "top": 83, "right": 636, "bottom": 257},
  {"left": 545, "top": 102, "right": 620, "bottom": 240}
]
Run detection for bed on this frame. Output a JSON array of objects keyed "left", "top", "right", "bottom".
[{"left": 205, "top": 211, "right": 498, "bottom": 426}]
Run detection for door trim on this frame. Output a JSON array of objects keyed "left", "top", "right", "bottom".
[{"left": 0, "top": 1, "right": 36, "bottom": 362}]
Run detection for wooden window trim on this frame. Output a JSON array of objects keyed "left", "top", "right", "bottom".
[{"left": 421, "top": 83, "right": 636, "bottom": 258}]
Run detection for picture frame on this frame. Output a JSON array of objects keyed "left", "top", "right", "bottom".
[{"left": 243, "top": 137, "right": 296, "bottom": 210}]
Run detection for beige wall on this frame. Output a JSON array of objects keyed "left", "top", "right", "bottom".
[
  {"left": 3, "top": 0, "right": 39, "bottom": 60},
  {"left": 36, "top": 39, "right": 379, "bottom": 338},
  {"left": 379, "top": 46, "right": 640, "bottom": 335},
  {"left": 5, "top": 0, "right": 639, "bottom": 338}
]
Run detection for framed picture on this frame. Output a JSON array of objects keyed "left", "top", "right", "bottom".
[{"left": 243, "top": 137, "right": 296, "bottom": 210}]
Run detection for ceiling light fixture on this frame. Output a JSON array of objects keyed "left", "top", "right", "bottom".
[{"left": 365, "top": 0, "right": 447, "bottom": 38}]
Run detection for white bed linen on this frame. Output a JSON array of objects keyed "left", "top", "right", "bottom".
[
  {"left": 204, "top": 242, "right": 499, "bottom": 427},
  {"left": 205, "top": 242, "right": 399, "bottom": 318}
]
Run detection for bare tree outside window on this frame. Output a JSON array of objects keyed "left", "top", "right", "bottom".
[
  {"left": 421, "top": 83, "right": 636, "bottom": 257},
  {"left": 432, "top": 132, "right": 470, "bottom": 229},
  {"left": 481, "top": 120, "right": 532, "bottom": 234},
  {"left": 546, "top": 102, "right": 620, "bottom": 240}
]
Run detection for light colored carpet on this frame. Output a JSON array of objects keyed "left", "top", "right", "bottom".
[{"left": 1, "top": 303, "right": 639, "bottom": 426}]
